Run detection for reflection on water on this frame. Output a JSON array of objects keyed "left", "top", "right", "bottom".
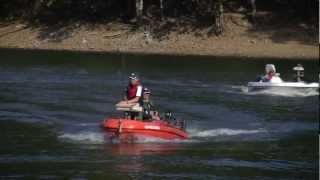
[
  {"left": 116, "top": 162, "right": 148, "bottom": 174},
  {"left": 108, "top": 143, "right": 183, "bottom": 156},
  {"left": 106, "top": 143, "right": 184, "bottom": 176}
]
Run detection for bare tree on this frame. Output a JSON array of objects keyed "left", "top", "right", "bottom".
[
  {"left": 213, "top": 0, "right": 224, "bottom": 34},
  {"left": 32, "top": 0, "right": 43, "bottom": 16},
  {"left": 160, "top": 0, "right": 164, "bottom": 19},
  {"left": 249, "top": 0, "right": 256, "bottom": 19},
  {"left": 136, "top": 0, "right": 144, "bottom": 22}
]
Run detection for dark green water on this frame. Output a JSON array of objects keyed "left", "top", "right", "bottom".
[{"left": 0, "top": 49, "right": 318, "bottom": 179}]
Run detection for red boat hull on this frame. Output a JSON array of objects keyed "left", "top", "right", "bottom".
[{"left": 102, "top": 118, "right": 188, "bottom": 141}]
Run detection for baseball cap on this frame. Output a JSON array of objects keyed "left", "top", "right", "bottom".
[
  {"left": 143, "top": 87, "right": 151, "bottom": 94},
  {"left": 129, "top": 73, "right": 138, "bottom": 80}
]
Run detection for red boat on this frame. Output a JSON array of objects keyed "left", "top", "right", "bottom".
[{"left": 102, "top": 118, "right": 188, "bottom": 141}]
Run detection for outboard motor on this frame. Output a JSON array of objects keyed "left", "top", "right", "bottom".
[
  {"left": 177, "top": 119, "right": 187, "bottom": 130},
  {"left": 164, "top": 111, "right": 174, "bottom": 122},
  {"left": 164, "top": 111, "right": 186, "bottom": 130},
  {"left": 293, "top": 64, "right": 304, "bottom": 82}
]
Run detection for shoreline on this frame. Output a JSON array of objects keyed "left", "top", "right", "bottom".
[
  {"left": 0, "top": 19, "right": 318, "bottom": 60},
  {"left": 0, "top": 46, "right": 318, "bottom": 61}
]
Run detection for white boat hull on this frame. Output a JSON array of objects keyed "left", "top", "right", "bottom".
[{"left": 247, "top": 82, "right": 319, "bottom": 91}]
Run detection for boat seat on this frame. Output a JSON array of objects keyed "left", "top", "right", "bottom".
[{"left": 116, "top": 104, "right": 143, "bottom": 112}]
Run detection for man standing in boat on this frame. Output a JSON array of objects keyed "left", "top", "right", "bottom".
[{"left": 116, "top": 73, "right": 143, "bottom": 117}]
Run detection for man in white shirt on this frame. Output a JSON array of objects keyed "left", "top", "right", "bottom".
[{"left": 116, "top": 73, "right": 143, "bottom": 112}]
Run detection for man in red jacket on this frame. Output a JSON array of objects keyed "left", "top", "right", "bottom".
[{"left": 116, "top": 73, "right": 143, "bottom": 112}]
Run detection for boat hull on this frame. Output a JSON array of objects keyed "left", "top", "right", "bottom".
[
  {"left": 247, "top": 82, "right": 319, "bottom": 92},
  {"left": 102, "top": 119, "right": 188, "bottom": 141}
]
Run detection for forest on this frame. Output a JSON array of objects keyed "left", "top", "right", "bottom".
[{"left": 0, "top": 0, "right": 318, "bottom": 35}]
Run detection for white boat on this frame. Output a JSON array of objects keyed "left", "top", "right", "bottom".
[
  {"left": 248, "top": 64, "right": 319, "bottom": 92},
  {"left": 247, "top": 81, "right": 319, "bottom": 92}
]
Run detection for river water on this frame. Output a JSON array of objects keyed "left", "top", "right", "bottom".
[{"left": 0, "top": 49, "right": 318, "bottom": 179}]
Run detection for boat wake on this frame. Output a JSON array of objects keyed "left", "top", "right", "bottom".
[
  {"left": 189, "top": 128, "right": 267, "bottom": 138},
  {"left": 58, "top": 131, "right": 197, "bottom": 144},
  {"left": 59, "top": 132, "right": 105, "bottom": 144},
  {"left": 58, "top": 127, "right": 267, "bottom": 144},
  {"left": 131, "top": 136, "right": 201, "bottom": 143}
]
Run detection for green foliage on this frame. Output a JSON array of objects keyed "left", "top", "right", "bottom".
[{"left": 0, "top": 0, "right": 317, "bottom": 26}]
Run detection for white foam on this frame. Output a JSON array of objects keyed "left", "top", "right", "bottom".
[
  {"left": 132, "top": 136, "right": 198, "bottom": 144},
  {"left": 59, "top": 131, "right": 198, "bottom": 144},
  {"left": 189, "top": 128, "right": 267, "bottom": 138},
  {"left": 59, "top": 132, "right": 105, "bottom": 144},
  {"left": 58, "top": 128, "right": 267, "bottom": 144}
]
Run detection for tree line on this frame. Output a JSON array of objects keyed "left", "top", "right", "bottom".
[{"left": 0, "top": 0, "right": 317, "bottom": 33}]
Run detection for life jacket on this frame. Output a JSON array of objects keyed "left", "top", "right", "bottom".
[
  {"left": 126, "top": 81, "right": 141, "bottom": 100},
  {"left": 266, "top": 74, "right": 273, "bottom": 81},
  {"left": 263, "top": 73, "right": 283, "bottom": 83}
]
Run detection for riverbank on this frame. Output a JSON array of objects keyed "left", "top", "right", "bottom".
[{"left": 0, "top": 14, "right": 318, "bottom": 60}]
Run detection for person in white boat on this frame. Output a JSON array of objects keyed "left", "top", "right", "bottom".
[{"left": 256, "top": 64, "right": 283, "bottom": 83}]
